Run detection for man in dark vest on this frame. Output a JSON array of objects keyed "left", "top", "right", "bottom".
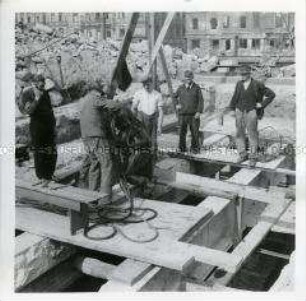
[
  {"left": 20, "top": 74, "right": 57, "bottom": 187},
  {"left": 175, "top": 70, "right": 204, "bottom": 153},
  {"left": 228, "top": 65, "right": 276, "bottom": 167}
]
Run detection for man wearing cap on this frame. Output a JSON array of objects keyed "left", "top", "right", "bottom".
[
  {"left": 132, "top": 76, "right": 164, "bottom": 152},
  {"left": 228, "top": 65, "right": 276, "bottom": 167},
  {"left": 175, "top": 70, "right": 204, "bottom": 153},
  {"left": 19, "top": 74, "right": 57, "bottom": 187}
]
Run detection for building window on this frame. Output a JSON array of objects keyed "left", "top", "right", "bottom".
[
  {"left": 240, "top": 16, "right": 247, "bottom": 28},
  {"left": 252, "top": 39, "right": 261, "bottom": 49},
  {"left": 253, "top": 13, "right": 260, "bottom": 28},
  {"left": 107, "top": 31, "right": 111, "bottom": 38},
  {"left": 59, "top": 13, "right": 62, "bottom": 22},
  {"left": 269, "top": 38, "right": 279, "bottom": 48},
  {"left": 211, "top": 39, "right": 219, "bottom": 50},
  {"left": 36, "top": 15, "right": 40, "bottom": 22},
  {"left": 28, "top": 16, "right": 31, "bottom": 23},
  {"left": 223, "top": 16, "right": 230, "bottom": 28},
  {"left": 275, "top": 13, "right": 283, "bottom": 28},
  {"left": 239, "top": 38, "right": 248, "bottom": 48},
  {"left": 225, "top": 39, "right": 231, "bottom": 50},
  {"left": 210, "top": 18, "right": 218, "bottom": 29},
  {"left": 192, "top": 18, "right": 199, "bottom": 30},
  {"left": 73, "top": 13, "right": 78, "bottom": 23},
  {"left": 191, "top": 39, "right": 200, "bottom": 49},
  {"left": 120, "top": 28, "right": 125, "bottom": 37},
  {"left": 96, "top": 13, "right": 100, "bottom": 19}
]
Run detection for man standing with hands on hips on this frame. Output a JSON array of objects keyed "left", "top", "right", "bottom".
[
  {"left": 175, "top": 70, "right": 204, "bottom": 154},
  {"left": 227, "top": 65, "right": 275, "bottom": 167}
]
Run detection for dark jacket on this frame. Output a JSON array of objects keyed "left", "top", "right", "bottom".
[
  {"left": 229, "top": 78, "right": 275, "bottom": 118},
  {"left": 175, "top": 82, "right": 204, "bottom": 115}
]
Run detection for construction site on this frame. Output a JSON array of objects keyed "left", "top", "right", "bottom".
[{"left": 14, "top": 12, "right": 296, "bottom": 293}]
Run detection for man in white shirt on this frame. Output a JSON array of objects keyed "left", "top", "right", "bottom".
[{"left": 132, "top": 76, "right": 164, "bottom": 152}]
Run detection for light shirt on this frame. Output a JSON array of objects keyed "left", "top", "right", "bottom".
[
  {"left": 185, "top": 82, "right": 194, "bottom": 89},
  {"left": 243, "top": 78, "right": 251, "bottom": 90},
  {"left": 133, "top": 88, "right": 163, "bottom": 116}
]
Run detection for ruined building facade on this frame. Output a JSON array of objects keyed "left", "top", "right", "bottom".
[
  {"left": 185, "top": 12, "right": 294, "bottom": 60},
  {"left": 16, "top": 12, "right": 294, "bottom": 62},
  {"left": 14, "top": 12, "right": 185, "bottom": 46}
]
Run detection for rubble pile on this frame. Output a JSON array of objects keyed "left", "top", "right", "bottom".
[{"left": 15, "top": 23, "right": 223, "bottom": 108}]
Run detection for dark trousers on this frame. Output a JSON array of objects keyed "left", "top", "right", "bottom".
[
  {"left": 30, "top": 118, "right": 57, "bottom": 180},
  {"left": 137, "top": 111, "right": 158, "bottom": 152},
  {"left": 82, "top": 137, "right": 114, "bottom": 194},
  {"left": 235, "top": 109, "right": 259, "bottom": 159},
  {"left": 179, "top": 114, "right": 200, "bottom": 152}
]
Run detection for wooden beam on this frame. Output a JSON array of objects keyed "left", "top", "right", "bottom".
[
  {"left": 15, "top": 232, "right": 75, "bottom": 291},
  {"left": 74, "top": 257, "right": 116, "bottom": 279},
  {"left": 212, "top": 198, "right": 293, "bottom": 286},
  {"left": 166, "top": 150, "right": 295, "bottom": 177},
  {"left": 110, "top": 13, "right": 140, "bottom": 96},
  {"left": 159, "top": 46, "right": 176, "bottom": 112},
  {"left": 186, "top": 282, "right": 244, "bottom": 292},
  {"left": 16, "top": 179, "right": 107, "bottom": 211},
  {"left": 149, "top": 13, "right": 157, "bottom": 87},
  {"left": 203, "top": 134, "right": 228, "bottom": 147},
  {"left": 146, "top": 12, "right": 175, "bottom": 75},
  {"left": 109, "top": 259, "right": 153, "bottom": 286},
  {"left": 173, "top": 171, "right": 290, "bottom": 204}
]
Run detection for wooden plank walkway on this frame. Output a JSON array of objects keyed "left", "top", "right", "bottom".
[{"left": 16, "top": 198, "right": 242, "bottom": 273}]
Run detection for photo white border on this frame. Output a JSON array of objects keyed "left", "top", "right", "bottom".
[{"left": 0, "top": 0, "right": 305, "bottom": 300}]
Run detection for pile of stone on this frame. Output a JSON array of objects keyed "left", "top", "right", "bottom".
[{"left": 16, "top": 23, "right": 222, "bottom": 107}]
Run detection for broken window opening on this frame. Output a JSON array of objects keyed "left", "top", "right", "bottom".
[
  {"left": 240, "top": 15, "right": 247, "bottom": 28},
  {"left": 191, "top": 39, "right": 200, "bottom": 49},
  {"left": 223, "top": 16, "right": 230, "bottom": 28},
  {"left": 252, "top": 39, "right": 261, "bottom": 50},
  {"left": 210, "top": 18, "right": 218, "bottom": 29},
  {"left": 211, "top": 39, "right": 220, "bottom": 50},
  {"left": 225, "top": 39, "right": 231, "bottom": 50},
  {"left": 192, "top": 18, "right": 199, "bottom": 30},
  {"left": 239, "top": 38, "right": 248, "bottom": 49}
]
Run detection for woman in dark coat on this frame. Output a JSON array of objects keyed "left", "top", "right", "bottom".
[{"left": 20, "top": 74, "right": 57, "bottom": 187}]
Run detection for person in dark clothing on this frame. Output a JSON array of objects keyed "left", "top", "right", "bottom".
[
  {"left": 79, "top": 88, "right": 114, "bottom": 204},
  {"left": 175, "top": 70, "right": 204, "bottom": 153},
  {"left": 20, "top": 74, "right": 57, "bottom": 187},
  {"left": 227, "top": 65, "right": 276, "bottom": 167}
]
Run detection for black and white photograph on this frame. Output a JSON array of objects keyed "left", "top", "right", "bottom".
[{"left": 0, "top": 0, "right": 305, "bottom": 299}]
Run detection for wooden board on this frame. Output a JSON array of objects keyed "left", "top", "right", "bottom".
[
  {"left": 16, "top": 198, "right": 241, "bottom": 272},
  {"left": 16, "top": 179, "right": 108, "bottom": 211},
  {"left": 146, "top": 13, "right": 175, "bottom": 74},
  {"left": 174, "top": 172, "right": 288, "bottom": 204},
  {"left": 203, "top": 134, "right": 228, "bottom": 147}
]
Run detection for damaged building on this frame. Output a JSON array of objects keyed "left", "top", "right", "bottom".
[{"left": 185, "top": 12, "right": 295, "bottom": 64}]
